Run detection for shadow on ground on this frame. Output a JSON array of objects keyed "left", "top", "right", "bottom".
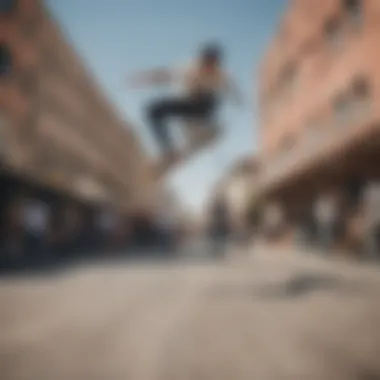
[
  {"left": 208, "top": 272, "right": 378, "bottom": 300},
  {"left": 0, "top": 247, "right": 222, "bottom": 280}
]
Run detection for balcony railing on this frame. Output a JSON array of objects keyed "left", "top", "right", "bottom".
[{"left": 260, "top": 101, "right": 374, "bottom": 191}]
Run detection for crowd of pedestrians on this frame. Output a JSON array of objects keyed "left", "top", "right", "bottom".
[
  {"left": 257, "top": 181, "right": 380, "bottom": 259},
  {"left": 0, "top": 194, "right": 182, "bottom": 273}
]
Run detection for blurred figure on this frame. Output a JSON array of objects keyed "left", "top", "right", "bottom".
[
  {"left": 21, "top": 197, "right": 51, "bottom": 264},
  {"left": 314, "top": 194, "right": 338, "bottom": 252},
  {"left": 108, "top": 211, "right": 123, "bottom": 252},
  {"left": 126, "top": 43, "right": 243, "bottom": 162},
  {"left": 59, "top": 205, "right": 84, "bottom": 257},
  {"left": 363, "top": 181, "right": 380, "bottom": 259},
  {"left": 208, "top": 197, "right": 231, "bottom": 258},
  {"left": 130, "top": 210, "right": 155, "bottom": 252},
  {"left": 48, "top": 204, "right": 67, "bottom": 259},
  {"left": 154, "top": 206, "right": 178, "bottom": 254},
  {"left": 263, "top": 203, "right": 283, "bottom": 241},
  {"left": 114, "top": 214, "right": 129, "bottom": 252},
  {"left": 95, "top": 207, "right": 119, "bottom": 252},
  {"left": 1, "top": 198, "right": 24, "bottom": 266}
]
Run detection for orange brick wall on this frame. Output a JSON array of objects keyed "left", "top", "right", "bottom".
[
  {"left": 259, "top": 0, "right": 380, "bottom": 162},
  {"left": 1, "top": 1, "right": 155, "bottom": 209}
]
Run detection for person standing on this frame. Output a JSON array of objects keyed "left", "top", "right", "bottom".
[
  {"left": 314, "top": 194, "right": 338, "bottom": 252},
  {"left": 208, "top": 197, "right": 231, "bottom": 258},
  {"left": 96, "top": 207, "right": 119, "bottom": 253},
  {"left": 1, "top": 198, "right": 24, "bottom": 268},
  {"left": 363, "top": 182, "right": 380, "bottom": 259},
  {"left": 21, "top": 197, "right": 51, "bottom": 266}
]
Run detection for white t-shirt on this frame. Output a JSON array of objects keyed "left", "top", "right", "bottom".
[
  {"left": 23, "top": 201, "right": 50, "bottom": 235},
  {"left": 174, "top": 60, "right": 231, "bottom": 97}
]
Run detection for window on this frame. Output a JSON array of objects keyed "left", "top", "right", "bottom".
[
  {"left": 333, "top": 93, "right": 351, "bottom": 123},
  {"left": 20, "top": 110, "right": 37, "bottom": 144},
  {"left": 22, "top": 18, "right": 38, "bottom": 38},
  {"left": 0, "top": 0, "right": 15, "bottom": 13},
  {"left": 0, "top": 44, "right": 12, "bottom": 77},
  {"left": 43, "top": 48, "right": 63, "bottom": 74},
  {"left": 43, "top": 93, "right": 81, "bottom": 133},
  {"left": 280, "top": 134, "right": 295, "bottom": 154},
  {"left": 301, "top": 38, "right": 318, "bottom": 55},
  {"left": 280, "top": 62, "right": 297, "bottom": 92},
  {"left": 324, "top": 17, "right": 344, "bottom": 49},
  {"left": 0, "top": 109, "right": 8, "bottom": 134},
  {"left": 352, "top": 76, "right": 371, "bottom": 118},
  {"left": 333, "top": 78, "right": 371, "bottom": 127},
  {"left": 18, "top": 69, "right": 37, "bottom": 95},
  {"left": 305, "top": 118, "right": 322, "bottom": 144},
  {"left": 346, "top": 178, "right": 364, "bottom": 206},
  {"left": 277, "top": 24, "right": 288, "bottom": 45},
  {"left": 36, "top": 139, "right": 58, "bottom": 170},
  {"left": 343, "top": 0, "right": 363, "bottom": 26},
  {"left": 45, "top": 55, "right": 60, "bottom": 73},
  {"left": 352, "top": 77, "right": 370, "bottom": 100}
]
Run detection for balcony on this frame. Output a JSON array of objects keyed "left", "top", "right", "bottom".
[
  {"left": 73, "top": 176, "right": 109, "bottom": 203},
  {"left": 258, "top": 100, "right": 377, "bottom": 194}
]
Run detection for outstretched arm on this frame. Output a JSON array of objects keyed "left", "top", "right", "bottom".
[{"left": 126, "top": 68, "right": 179, "bottom": 88}]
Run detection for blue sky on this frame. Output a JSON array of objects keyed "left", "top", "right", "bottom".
[{"left": 46, "top": 0, "right": 286, "bottom": 213}]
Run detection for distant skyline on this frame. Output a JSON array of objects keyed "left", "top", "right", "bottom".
[{"left": 46, "top": 0, "right": 287, "bottom": 213}]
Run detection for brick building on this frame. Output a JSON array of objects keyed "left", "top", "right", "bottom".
[
  {"left": 0, "top": 0, "right": 154, "bottom": 211},
  {"left": 257, "top": 0, "right": 380, "bottom": 251}
]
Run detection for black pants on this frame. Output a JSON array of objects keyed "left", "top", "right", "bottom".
[{"left": 147, "top": 92, "right": 218, "bottom": 154}]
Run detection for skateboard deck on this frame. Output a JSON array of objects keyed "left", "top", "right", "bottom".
[
  {"left": 154, "top": 120, "right": 223, "bottom": 179},
  {"left": 184, "top": 120, "right": 222, "bottom": 153}
]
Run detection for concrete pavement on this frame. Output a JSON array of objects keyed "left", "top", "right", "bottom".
[{"left": 0, "top": 252, "right": 380, "bottom": 380}]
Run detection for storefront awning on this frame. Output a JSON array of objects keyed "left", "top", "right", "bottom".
[
  {"left": 256, "top": 117, "right": 380, "bottom": 197},
  {"left": 73, "top": 177, "right": 110, "bottom": 203}
]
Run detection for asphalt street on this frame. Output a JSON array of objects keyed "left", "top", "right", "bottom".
[{"left": 0, "top": 250, "right": 380, "bottom": 380}]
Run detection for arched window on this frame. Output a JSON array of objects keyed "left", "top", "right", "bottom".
[
  {"left": 333, "top": 93, "right": 351, "bottom": 124},
  {"left": 0, "top": 0, "right": 16, "bottom": 13},
  {"left": 18, "top": 69, "right": 37, "bottom": 95},
  {"left": 0, "top": 44, "right": 12, "bottom": 77},
  {"left": 324, "top": 17, "right": 344, "bottom": 50},
  {"left": 352, "top": 77, "right": 370, "bottom": 100},
  {"left": 343, "top": 0, "right": 363, "bottom": 26}
]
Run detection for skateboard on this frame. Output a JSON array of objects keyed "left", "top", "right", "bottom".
[
  {"left": 153, "top": 120, "right": 223, "bottom": 178},
  {"left": 184, "top": 119, "right": 222, "bottom": 152}
]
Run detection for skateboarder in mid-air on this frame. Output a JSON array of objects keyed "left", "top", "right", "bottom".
[{"left": 126, "top": 43, "right": 243, "bottom": 163}]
